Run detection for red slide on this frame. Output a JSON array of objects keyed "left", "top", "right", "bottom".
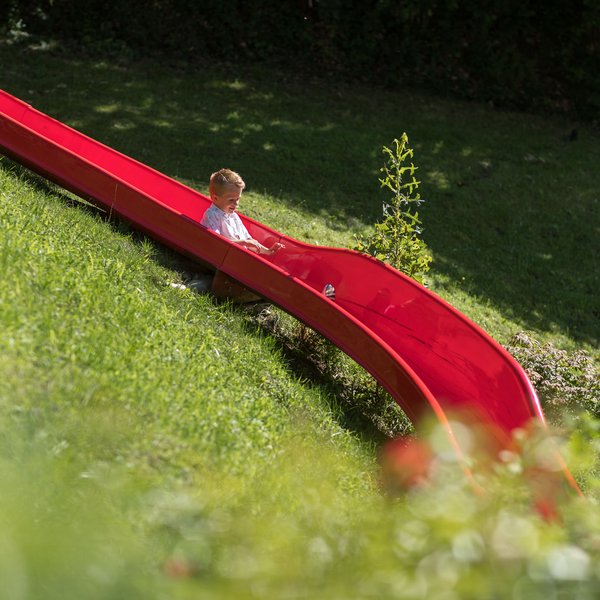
[{"left": 0, "top": 89, "right": 579, "bottom": 494}]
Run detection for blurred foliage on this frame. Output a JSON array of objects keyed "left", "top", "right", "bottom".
[
  {"left": 1, "top": 0, "right": 599, "bottom": 119},
  {"left": 2, "top": 406, "right": 599, "bottom": 600}
]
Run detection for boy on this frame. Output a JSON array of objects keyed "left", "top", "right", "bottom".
[{"left": 201, "top": 168, "right": 284, "bottom": 255}]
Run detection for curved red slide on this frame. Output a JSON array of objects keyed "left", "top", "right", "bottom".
[{"left": 0, "top": 89, "right": 579, "bottom": 492}]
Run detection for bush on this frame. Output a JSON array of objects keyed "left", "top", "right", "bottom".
[{"left": 506, "top": 332, "right": 600, "bottom": 423}]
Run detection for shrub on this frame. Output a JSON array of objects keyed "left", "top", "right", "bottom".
[
  {"left": 506, "top": 332, "right": 600, "bottom": 423},
  {"left": 354, "top": 134, "right": 432, "bottom": 285}
]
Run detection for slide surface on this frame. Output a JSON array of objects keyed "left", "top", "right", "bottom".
[{"left": 0, "top": 89, "right": 550, "bottom": 461}]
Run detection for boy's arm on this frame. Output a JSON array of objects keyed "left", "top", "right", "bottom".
[
  {"left": 203, "top": 213, "right": 284, "bottom": 254},
  {"left": 235, "top": 239, "right": 284, "bottom": 255}
]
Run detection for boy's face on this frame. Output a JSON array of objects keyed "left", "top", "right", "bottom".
[{"left": 212, "top": 185, "right": 242, "bottom": 214}]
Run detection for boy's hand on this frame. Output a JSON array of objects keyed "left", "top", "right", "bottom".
[{"left": 243, "top": 239, "right": 284, "bottom": 255}]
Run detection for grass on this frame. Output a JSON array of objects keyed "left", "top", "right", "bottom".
[{"left": 1, "top": 39, "right": 599, "bottom": 598}]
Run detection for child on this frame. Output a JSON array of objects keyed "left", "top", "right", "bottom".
[{"left": 201, "top": 168, "right": 284, "bottom": 256}]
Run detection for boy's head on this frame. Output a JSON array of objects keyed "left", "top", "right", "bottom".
[{"left": 209, "top": 168, "right": 246, "bottom": 214}]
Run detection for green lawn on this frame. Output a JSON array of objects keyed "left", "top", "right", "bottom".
[{"left": 1, "top": 41, "right": 599, "bottom": 599}]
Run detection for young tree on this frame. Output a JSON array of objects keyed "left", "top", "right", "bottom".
[{"left": 354, "top": 134, "right": 431, "bottom": 285}]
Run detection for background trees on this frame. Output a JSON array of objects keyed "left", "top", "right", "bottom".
[{"left": 2, "top": 0, "right": 598, "bottom": 119}]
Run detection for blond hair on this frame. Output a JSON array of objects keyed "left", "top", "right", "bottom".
[{"left": 209, "top": 168, "right": 245, "bottom": 196}]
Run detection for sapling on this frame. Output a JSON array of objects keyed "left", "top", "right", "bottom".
[{"left": 354, "top": 134, "right": 431, "bottom": 285}]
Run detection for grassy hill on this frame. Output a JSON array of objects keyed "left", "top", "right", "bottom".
[{"left": 1, "top": 41, "right": 599, "bottom": 599}]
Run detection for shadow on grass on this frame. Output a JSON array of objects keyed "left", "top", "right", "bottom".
[
  {"left": 2, "top": 42, "right": 598, "bottom": 351},
  {"left": 235, "top": 303, "right": 413, "bottom": 445},
  {"left": 423, "top": 163, "right": 599, "bottom": 350}
]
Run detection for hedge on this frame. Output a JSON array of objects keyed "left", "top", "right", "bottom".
[{"left": 2, "top": 0, "right": 599, "bottom": 119}]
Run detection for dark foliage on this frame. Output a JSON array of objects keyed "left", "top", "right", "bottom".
[{"left": 2, "top": 1, "right": 598, "bottom": 118}]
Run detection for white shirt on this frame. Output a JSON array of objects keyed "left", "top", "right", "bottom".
[{"left": 200, "top": 204, "right": 251, "bottom": 241}]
